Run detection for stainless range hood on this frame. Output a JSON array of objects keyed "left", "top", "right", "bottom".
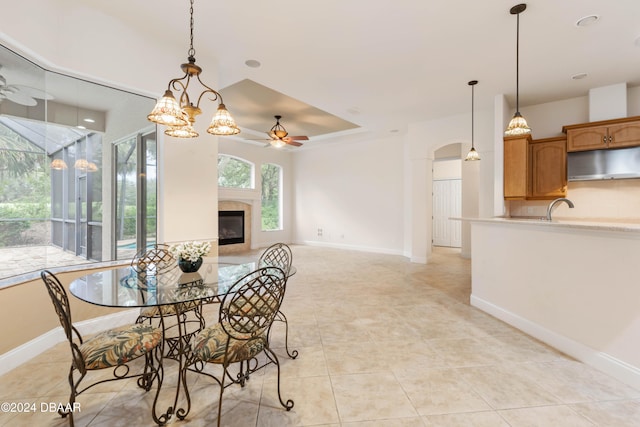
[{"left": 568, "top": 146, "right": 640, "bottom": 181}]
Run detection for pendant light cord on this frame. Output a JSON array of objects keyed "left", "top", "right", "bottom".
[
  {"left": 188, "top": 0, "right": 196, "bottom": 59},
  {"left": 515, "top": 11, "right": 520, "bottom": 113},
  {"left": 471, "top": 83, "right": 475, "bottom": 148}
]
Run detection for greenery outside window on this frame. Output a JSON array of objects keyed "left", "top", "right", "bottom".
[
  {"left": 217, "top": 154, "right": 254, "bottom": 189},
  {"left": 261, "top": 163, "right": 282, "bottom": 231}
]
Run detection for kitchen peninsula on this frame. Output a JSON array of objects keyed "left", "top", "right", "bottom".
[{"left": 469, "top": 217, "right": 640, "bottom": 389}]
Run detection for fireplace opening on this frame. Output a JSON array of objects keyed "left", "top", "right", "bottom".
[{"left": 219, "top": 211, "right": 245, "bottom": 245}]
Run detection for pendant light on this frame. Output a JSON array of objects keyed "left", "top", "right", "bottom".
[
  {"left": 147, "top": 0, "right": 240, "bottom": 138},
  {"left": 504, "top": 3, "right": 531, "bottom": 136},
  {"left": 465, "top": 80, "right": 480, "bottom": 161}
]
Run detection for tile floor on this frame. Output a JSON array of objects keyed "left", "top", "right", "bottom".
[{"left": 1, "top": 246, "right": 639, "bottom": 426}]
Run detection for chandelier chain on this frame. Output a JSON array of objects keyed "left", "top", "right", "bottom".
[{"left": 188, "top": 0, "right": 195, "bottom": 59}]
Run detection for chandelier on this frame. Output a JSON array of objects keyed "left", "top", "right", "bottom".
[
  {"left": 147, "top": 0, "right": 240, "bottom": 138},
  {"left": 504, "top": 3, "right": 531, "bottom": 136}
]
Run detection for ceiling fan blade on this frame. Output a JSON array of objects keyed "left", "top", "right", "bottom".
[
  {"left": 12, "top": 85, "right": 54, "bottom": 100},
  {"left": 286, "top": 135, "right": 309, "bottom": 141},
  {"left": 284, "top": 139, "right": 303, "bottom": 147},
  {"left": 4, "top": 89, "right": 37, "bottom": 106}
]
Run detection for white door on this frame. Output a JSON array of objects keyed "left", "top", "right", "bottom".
[{"left": 432, "top": 179, "right": 461, "bottom": 247}]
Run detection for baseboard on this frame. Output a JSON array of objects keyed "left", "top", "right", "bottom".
[
  {"left": 298, "top": 240, "right": 405, "bottom": 257},
  {"left": 0, "top": 309, "right": 139, "bottom": 376},
  {"left": 470, "top": 295, "right": 640, "bottom": 390}
]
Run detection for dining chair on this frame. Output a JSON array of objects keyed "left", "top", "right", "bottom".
[
  {"left": 40, "top": 270, "right": 163, "bottom": 427},
  {"left": 190, "top": 266, "right": 294, "bottom": 427},
  {"left": 133, "top": 243, "right": 197, "bottom": 321},
  {"left": 131, "top": 243, "right": 176, "bottom": 274},
  {"left": 259, "top": 242, "right": 298, "bottom": 358}
]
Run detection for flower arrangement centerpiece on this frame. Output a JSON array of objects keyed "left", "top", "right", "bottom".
[{"left": 170, "top": 240, "right": 211, "bottom": 272}]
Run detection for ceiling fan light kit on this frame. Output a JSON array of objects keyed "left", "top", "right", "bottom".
[
  {"left": 147, "top": 0, "right": 240, "bottom": 138},
  {"left": 250, "top": 115, "right": 309, "bottom": 148}
]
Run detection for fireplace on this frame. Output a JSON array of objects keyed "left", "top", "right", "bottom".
[{"left": 219, "top": 211, "right": 245, "bottom": 246}]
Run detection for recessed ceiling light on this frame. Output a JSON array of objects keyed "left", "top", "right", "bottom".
[
  {"left": 575, "top": 15, "right": 599, "bottom": 27},
  {"left": 244, "top": 59, "right": 261, "bottom": 68},
  {"left": 76, "top": 125, "right": 86, "bottom": 130},
  {"left": 571, "top": 73, "right": 588, "bottom": 80},
  {"left": 83, "top": 118, "right": 95, "bottom": 123}
]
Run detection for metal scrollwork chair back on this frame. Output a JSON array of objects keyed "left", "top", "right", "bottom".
[
  {"left": 258, "top": 243, "right": 297, "bottom": 358},
  {"left": 191, "top": 267, "right": 294, "bottom": 427},
  {"left": 40, "top": 270, "right": 163, "bottom": 427},
  {"left": 131, "top": 243, "right": 176, "bottom": 274}
]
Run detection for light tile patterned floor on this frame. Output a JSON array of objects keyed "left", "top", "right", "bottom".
[{"left": 1, "top": 246, "right": 639, "bottom": 426}]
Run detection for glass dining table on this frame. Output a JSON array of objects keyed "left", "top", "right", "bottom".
[{"left": 68, "top": 258, "right": 295, "bottom": 425}]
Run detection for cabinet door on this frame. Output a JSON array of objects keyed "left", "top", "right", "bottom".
[
  {"left": 504, "top": 136, "right": 529, "bottom": 199},
  {"left": 566, "top": 125, "right": 608, "bottom": 151},
  {"left": 529, "top": 139, "right": 567, "bottom": 199},
  {"left": 609, "top": 122, "right": 640, "bottom": 149}
]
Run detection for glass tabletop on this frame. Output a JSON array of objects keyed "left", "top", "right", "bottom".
[{"left": 69, "top": 259, "right": 295, "bottom": 308}]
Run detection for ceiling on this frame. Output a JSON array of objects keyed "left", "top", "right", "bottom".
[{"left": 5, "top": 1, "right": 640, "bottom": 145}]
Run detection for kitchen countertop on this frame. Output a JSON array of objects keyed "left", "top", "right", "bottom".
[{"left": 464, "top": 217, "right": 640, "bottom": 233}]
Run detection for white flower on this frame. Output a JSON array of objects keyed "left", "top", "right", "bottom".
[{"left": 169, "top": 241, "right": 211, "bottom": 262}]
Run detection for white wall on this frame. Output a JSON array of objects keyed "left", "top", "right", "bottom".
[
  {"left": 218, "top": 138, "right": 294, "bottom": 249},
  {"left": 292, "top": 134, "right": 405, "bottom": 255}
]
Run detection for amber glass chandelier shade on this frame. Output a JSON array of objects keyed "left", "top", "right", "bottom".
[
  {"left": 86, "top": 162, "right": 98, "bottom": 173},
  {"left": 207, "top": 104, "right": 240, "bottom": 135},
  {"left": 50, "top": 159, "right": 68, "bottom": 170},
  {"left": 165, "top": 123, "right": 199, "bottom": 138},
  {"left": 505, "top": 111, "right": 531, "bottom": 136},
  {"left": 147, "top": 90, "right": 189, "bottom": 127}
]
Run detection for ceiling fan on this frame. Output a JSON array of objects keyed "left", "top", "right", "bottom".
[
  {"left": 0, "top": 65, "right": 53, "bottom": 107},
  {"left": 251, "top": 115, "right": 309, "bottom": 148}
]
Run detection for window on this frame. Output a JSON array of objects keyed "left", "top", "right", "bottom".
[
  {"left": 261, "top": 163, "right": 282, "bottom": 231},
  {"left": 114, "top": 131, "right": 157, "bottom": 260},
  {"left": 0, "top": 43, "right": 156, "bottom": 281},
  {"left": 217, "top": 154, "right": 254, "bottom": 188}
]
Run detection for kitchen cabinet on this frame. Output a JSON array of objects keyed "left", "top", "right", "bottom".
[
  {"left": 503, "top": 135, "right": 530, "bottom": 200},
  {"left": 529, "top": 137, "right": 567, "bottom": 199},
  {"left": 503, "top": 135, "right": 567, "bottom": 200},
  {"left": 563, "top": 116, "right": 640, "bottom": 152}
]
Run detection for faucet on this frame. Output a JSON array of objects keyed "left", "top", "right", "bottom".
[{"left": 545, "top": 198, "right": 574, "bottom": 221}]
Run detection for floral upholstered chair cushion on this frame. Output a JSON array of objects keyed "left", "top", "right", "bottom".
[
  {"left": 193, "top": 322, "right": 266, "bottom": 364},
  {"left": 80, "top": 323, "right": 162, "bottom": 370}
]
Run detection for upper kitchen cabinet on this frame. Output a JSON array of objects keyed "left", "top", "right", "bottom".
[
  {"left": 563, "top": 116, "right": 640, "bottom": 152},
  {"left": 504, "top": 135, "right": 567, "bottom": 200},
  {"left": 528, "top": 137, "right": 567, "bottom": 199}
]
